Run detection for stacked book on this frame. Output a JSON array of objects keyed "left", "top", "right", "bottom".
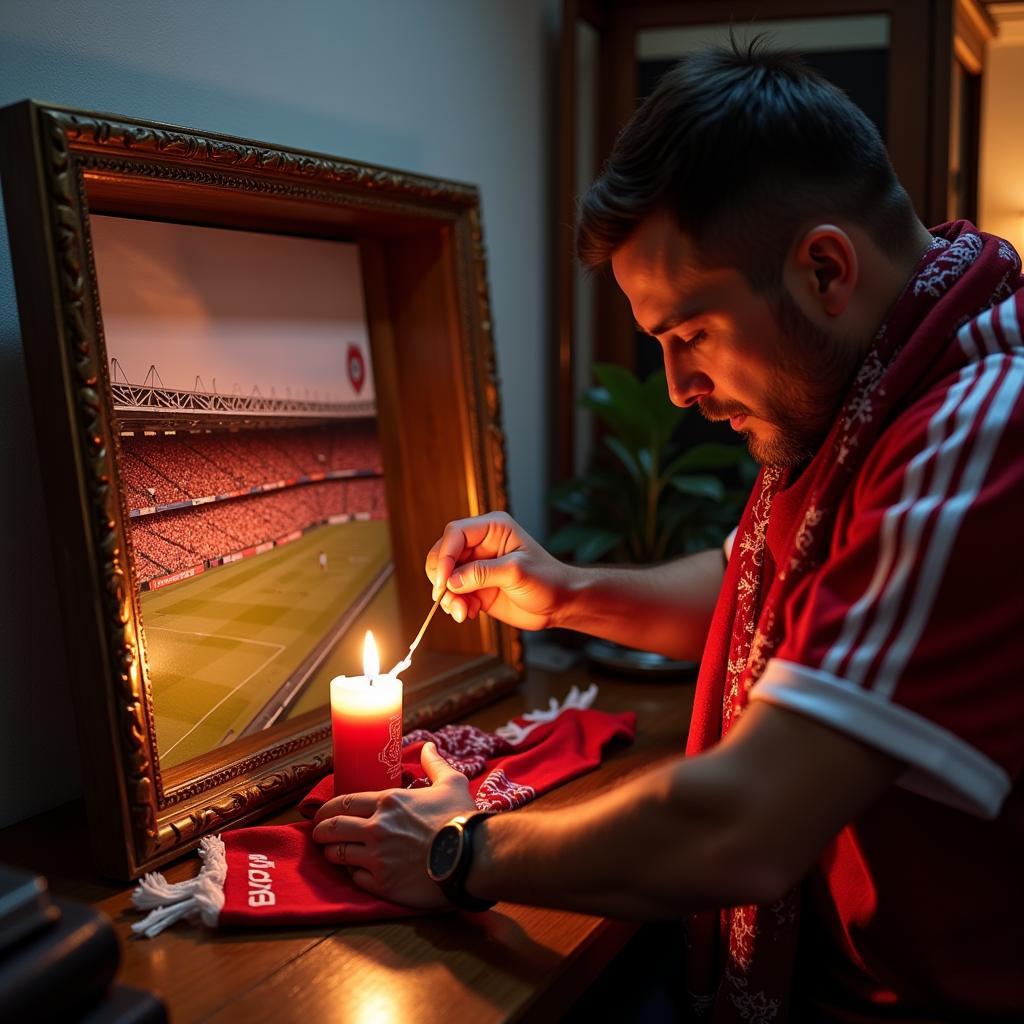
[{"left": 0, "top": 864, "right": 167, "bottom": 1022}]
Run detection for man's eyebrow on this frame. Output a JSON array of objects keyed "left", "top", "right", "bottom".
[{"left": 634, "top": 310, "right": 696, "bottom": 338}]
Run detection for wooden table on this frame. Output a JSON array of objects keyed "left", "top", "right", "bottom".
[{"left": 2, "top": 666, "right": 694, "bottom": 1023}]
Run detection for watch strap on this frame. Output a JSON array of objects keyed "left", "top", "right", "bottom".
[{"left": 434, "top": 812, "right": 495, "bottom": 912}]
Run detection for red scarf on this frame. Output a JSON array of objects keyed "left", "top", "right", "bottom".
[
  {"left": 131, "top": 690, "right": 635, "bottom": 936},
  {"left": 684, "top": 223, "right": 1023, "bottom": 1021}
]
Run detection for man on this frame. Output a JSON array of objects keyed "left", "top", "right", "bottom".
[{"left": 312, "top": 42, "right": 1023, "bottom": 1021}]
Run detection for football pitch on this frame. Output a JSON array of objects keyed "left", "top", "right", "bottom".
[{"left": 141, "top": 520, "right": 401, "bottom": 770}]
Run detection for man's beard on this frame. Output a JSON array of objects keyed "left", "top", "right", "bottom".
[{"left": 699, "top": 289, "right": 864, "bottom": 468}]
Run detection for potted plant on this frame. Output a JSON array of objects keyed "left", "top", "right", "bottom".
[{"left": 547, "top": 363, "right": 755, "bottom": 673}]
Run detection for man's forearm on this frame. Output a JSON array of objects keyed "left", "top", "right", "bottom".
[
  {"left": 461, "top": 701, "right": 902, "bottom": 920},
  {"left": 553, "top": 548, "right": 724, "bottom": 662},
  {"left": 464, "top": 753, "right": 777, "bottom": 919}
]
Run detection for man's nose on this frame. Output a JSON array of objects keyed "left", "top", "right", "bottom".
[{"left": 668, "top": 370, "right": 713, "bottom": 408}]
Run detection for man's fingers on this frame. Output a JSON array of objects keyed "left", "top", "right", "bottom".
[
  {"left": 427, "top": 514, "right": 512, "bottom": 599},
  {"left": 432, "top": 523, "right": 472, "bottom": 599},
  {"left": 311, "top": 814, "right": 372, "bottom": 844},
  {"left": 321, "top": 840, "right": 372, "bottom": 870},
  {"left": 313, "top": 791, "right": 377, "bottom": 825},
  {"left": 441, "top": 591, "right": 469, "bottom": 623},
  {"left": 424, "top": 542, "right": 443, "bottom": 593},
  {"left": 447, "top": 553, "right": 521, "bottom": 595},
  {"left": 421, "top": 741, "right": 462, "bottom": 784}
]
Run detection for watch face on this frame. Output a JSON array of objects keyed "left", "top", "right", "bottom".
[{"left": 428, "top": 824, "right": 463, "bottom": 882}]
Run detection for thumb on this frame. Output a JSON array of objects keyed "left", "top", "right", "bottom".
[
  {"left": 421, "top": 741, "right": 460, "bottom": 784},
  {"left": 448, "top": 553, "right": 521, "bottom": 594}
]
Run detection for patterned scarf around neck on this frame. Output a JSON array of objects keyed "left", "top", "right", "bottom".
[{"left": 683, "top": 222, "right": 1023, "bottom": 1022}]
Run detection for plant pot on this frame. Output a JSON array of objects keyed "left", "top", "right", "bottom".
[{"left": 583, "top": 638, "right": 697, "bottom": 679}]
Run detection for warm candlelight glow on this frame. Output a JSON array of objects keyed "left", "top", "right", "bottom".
[
  {"left": 330, "top": 629, "right": 403, "bottom": 796},
  {"left": 362, "top": 630, "right": 380, "bottom": 678}
]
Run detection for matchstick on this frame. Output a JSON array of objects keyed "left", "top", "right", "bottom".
[{"left": 389, "top": 594, "right": 443, "bottom": 676}]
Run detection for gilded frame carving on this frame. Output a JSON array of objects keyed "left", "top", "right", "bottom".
[{"left": 0, "top": 101, "right": 521, "bottom": 879}]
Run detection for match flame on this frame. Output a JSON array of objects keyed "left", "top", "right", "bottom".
[{"left": 362, "top": 630, "right": 380, "bottom": 678}]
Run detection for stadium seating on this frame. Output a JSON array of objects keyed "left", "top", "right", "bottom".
[
  {"left": 118, "top": 444, "right": 191, "bottom": 506},
  {"left": 124, "top": 421, "right": 386, "bottom": 585},
  {"left": 344, "top": 476, "right": 386, "bottom": 517},
  {"left": 131, "top": 525, "right": 194, "bottom": 580},
  {"left": 129, "top": 474, "right": 387, "bottom": 586},
  {"left": 120, "top": 422, "right": 381, "bottom": 505}
]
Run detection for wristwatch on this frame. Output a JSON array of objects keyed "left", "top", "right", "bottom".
[{"left": 426, "top": 812, "right": 496, "bottom": 912}]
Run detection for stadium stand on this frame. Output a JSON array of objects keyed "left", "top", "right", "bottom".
[
  {"left": 123, "top": 422, "right": 386, "bottom": 585},
  {"left": 118, "top": 445, "right": 191, "bottom": 506},
  {"left": 344, "top": 476, "right": 386, "bottom": 517},
  {"left": 120, "top": 422, "right": 381, "bottom": 503},
  {"left": 130, "top": 478, "right": 386, "bottom": 584}
]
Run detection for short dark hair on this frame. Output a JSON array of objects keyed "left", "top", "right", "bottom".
[{"left": 577, "top": 37, "right": 919, "bottom": 290}]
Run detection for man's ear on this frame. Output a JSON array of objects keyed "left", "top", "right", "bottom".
[{"left": 784, "top": 224, "right": 858, "bottom": 318}]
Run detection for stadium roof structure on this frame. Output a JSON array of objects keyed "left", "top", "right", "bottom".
[{"left": 110, "top": 379, "right": 377, "bottom": 433}]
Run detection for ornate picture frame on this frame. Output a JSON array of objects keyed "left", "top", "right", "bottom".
[{"left": 0, "top": 101, "right": 521, "bottom": 880}]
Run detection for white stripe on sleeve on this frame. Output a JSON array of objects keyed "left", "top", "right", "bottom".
[
  {"left": 723, "top": 526, "right": 738, "bottom": 562},
  {"left": 873, "top": 351, "right": 1024, "bottom": 697},
  {"left": 754, "top": 658, "right": 1011, "bottom": 818},
  {"left": 822, "top": 296, "right": 1022, "bottom": 687},
  {"left": 820, "top": 359, "right": 993, "bottom": 682}
]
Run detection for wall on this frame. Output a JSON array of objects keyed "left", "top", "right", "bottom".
[
  {"left": 0, "top": 0, "right": 557, "bottom": 827},
  {"left": 979, "top": 8, "right": 1024, "bottom": 252}
]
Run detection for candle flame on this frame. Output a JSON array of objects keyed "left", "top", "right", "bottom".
[{"left": 362, "top": 630, "right": 380, "bottom": 678}]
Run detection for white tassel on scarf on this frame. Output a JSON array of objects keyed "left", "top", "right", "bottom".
[
  {"left": 494, "top": 683, "right": 598, "bottom": 745},
  {"left": 131, "top": 834, "right": 227, "bottom": 938}
]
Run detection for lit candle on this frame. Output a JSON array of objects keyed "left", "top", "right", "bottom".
[{"left": 330, "top": 631, "right": 403, "bottom": 796}]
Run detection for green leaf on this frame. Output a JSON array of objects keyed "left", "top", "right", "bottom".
[
  {"left": 690, "top": 522, "right": 729, "bottom": 551},
  {"left": 738, "top": 454, "right": 759, "bottom": 486},
  {"left": 547, "top": 478, "right": 594, "bottom": 516},
  {"left": 642, "top": 366, "right": 668, "bottom": 401},
  {"left": 580, "top": 387, "right": 639, "bottom": 447},
  {"left": 575, "top": 528, "right": 623, "bottom": 563},
  {"left": 669, "top": 474, "right": 726, "bottom": 501},
  {"left": 588, "top": 465, "right": 627, "bottom": 490},
  {"left": 593, "top": 362, "right": 644, "bottom": 407},
  {"left": 547, "top": 523, "right": 622, "bottom": 563},
  {"left": 547, "top": 522, "right": 596, "bottom": 554},
  {"left": 549, "top": 489, "right": 593, "bottom": 517},
  {"left": 604, "top": 435, "right": 642, "bottom": 483},
  {"left": 592, "top": 363, "right": 652, "bottom": 442},
  {"left": 663, "top": 443, "right": 747, "bottom": 476},
  {"left": 653, "top": 496, "right": 695, "bottom": 559},
  {"left": 643, "top": 368, "right": 683, "bottom": 438}
]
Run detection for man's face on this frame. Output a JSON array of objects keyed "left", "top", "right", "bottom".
[{"left": 610, "top": 211, "right": 860, "bottom": 467}]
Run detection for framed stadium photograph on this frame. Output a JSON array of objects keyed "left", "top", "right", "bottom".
[{"left": 0, "top": 101, "right": 521, "bottom": 879}]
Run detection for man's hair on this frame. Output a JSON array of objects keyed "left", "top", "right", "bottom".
[{"left": 577, "top": 37, "right": 919, "bottom": 290}]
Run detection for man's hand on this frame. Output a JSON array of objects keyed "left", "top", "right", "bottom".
[
  {"left": 311, "top": 742, "right": 478, "bottom": 909},
  {"left": 426, "top": 511, "right": 573, "bottom": 629},
  {"left": 425, "top": 511, "right": 726, "bottom": 660}
]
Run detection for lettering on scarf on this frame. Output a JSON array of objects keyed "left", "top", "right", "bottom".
[{"left": 247, "top": 852, "right": 277, "bottom": 907}]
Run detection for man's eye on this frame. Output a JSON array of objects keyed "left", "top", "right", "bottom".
[{"left": 682, "top": 329, "right": 706, "bottom": 347}]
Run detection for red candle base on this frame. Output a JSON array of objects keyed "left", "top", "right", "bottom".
[{"left": 330, "top": 674, "right": 403, "bottom": 797}]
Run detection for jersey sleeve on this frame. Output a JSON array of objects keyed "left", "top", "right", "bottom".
[{"left": 751, "top": 341, "right": 1024, "bottom": 819}]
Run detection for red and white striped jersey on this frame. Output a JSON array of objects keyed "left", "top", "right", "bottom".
[{"left": 747, "top": 290, "right": 1024, "bottom": 1015}]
